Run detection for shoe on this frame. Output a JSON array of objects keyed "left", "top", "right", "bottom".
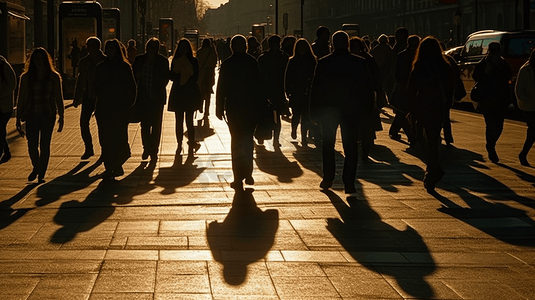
[
  {"left": 519, "top": 153, "right": 530, "bottom": 166},
  {"left": 245, "top": 176, "right": 254, "bottom": 185},
  {"left": 142, "top": 150, "right": 149, "bottom": 160},
  {"left": 28, "top": 170, "right": 38, "bottom": 181},
  {"left": 344, "top": 185, "right": 356, "bottom": 194},
  {"left": 0, "top": 151, "right": 11, "bottom": 163},
  {"left": 188, "top": 142, "right": 201, "bottom": 154},
  {"left": 291, "top": 131, "right": 297, "bottom": 140},
  {"left": 37, "top": 176, "right": 46, "bottom": 184},
  {"left": 230, "top": 180, "right": 243, "bottom": 190},
  {"left": 114, "top": 166, "right": 124, "bottom": 177},
  {"left": 487, "top": 147, "right": 499, "bottom": 163},
  {"left": 81, "top": 149, "right": 94, "bottom": 160},
  {"left": 389, "top": 133, "right": 401, "bottom": 140},
  {"left": 319, "top": 179, "right": 333, "bottom": 190}
]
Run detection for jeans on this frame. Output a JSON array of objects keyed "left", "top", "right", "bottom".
[{"left": 26, "top": 114, "right": 56, "bottom": 178}]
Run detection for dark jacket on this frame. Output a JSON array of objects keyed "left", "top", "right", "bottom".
[
  {"left": 216, "top": 52, "right": 262, "bottom": 119},
  {"left": 258, "top": 49, "right": 289, "bottom": 113},
  {"left": 310, "top": 49, "right": 375, "bottom": 119},
  {"left": 406, "top": 60, "right": 454, "bottom": 123},
  {"left": 132, "top": 53, "right": 170, "bottom": 107},
  {"left": 284, "top": 55, "right": 316, "bottom": 110},
  {"left": 94, "top": 59, "right": 137, "bottom": 120},
  {"left": 168, "top": 55, "right": 200, "bottom": 112},
  {"left": 472, "top": 56, "right": 512, "bottom": 111},
  {"left": 73, "top": 51, "right": 106, "bottom": 105}
]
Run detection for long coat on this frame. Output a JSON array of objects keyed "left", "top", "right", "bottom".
[
  {"left": 216, "top": 52, "right": 262, "bottom": 119},
  {"left": 258, "top": 49, "right": 289, "bottom": 113},
  {"left": 196, "top": 46, "right": 218, "bottom": 95},
  {"left": 94, "top": 59, "right": 137, "bottom": 170},
  {"left": 284, "top": 55, "right": 316, "bottom": 111},
  {"left": 168, "top": 55, "right": 201, "bottom": 112},
  {"left": 472, "top": 56, "right": 512, "bottom": 111},
  {"left": 406, "top": 60, "right": 454, "bottom": 124},
  {"left": 310, "top": 49, "right": 375, "bottom": 120}
]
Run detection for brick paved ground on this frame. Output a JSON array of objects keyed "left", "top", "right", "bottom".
[{"left": 0, "top": 87, "right": 534, "bottom": 299}]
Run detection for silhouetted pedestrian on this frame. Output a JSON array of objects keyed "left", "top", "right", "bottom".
[
  {"left": 168, "top": 38, "right": 202, "bottom": 158},
  {"left": 442, "top": 42, "right": 465, "bottom": 146},
  {"left": 16, "top": 48, "right": 65, "bottom": 183},
  {"left": 133, "top": 37, "right": 170, "bottom": 161},
  {"left": 196, "top": 38, "right": 218, "bottom": 118},
  {"left": 258, "top": 35, "right": 289, "bottom": 148},
  {"left": 216, "top": 34, "right": 262, "bottom": 190},
  {"left": 311, "top": 26, "right": 331, "bottom": 59},
  {"left": 281, "top": 35, "right": 297, "bottom": 57},
  {"left": 126, "top": 39, "right": 137, "bottom": 65},
  {"left": 94, "top": 39, "right": 137, "bottom": 180},
  {"left": 349, "top": 36, "right": 386, "bottom": 159},
  {"left": 0, "top": 55, "right": 17, "bottom": 163},
  {"left": 472, "top": 41, "right": 512, "bottom": 163},
  {"left": 406, "top": 36, "right": 454, "bottom": 193},
  {"left": 389, "top": 35, "right": 420, "bottom": 146},
  {"left": 73, "top": 37, "right": 106, "bottom": 160},
  {"left": 392, "top": 27, "right": 409, "bottom": 56},
  {"left": 247, "top": 36, "right": 262, "bottom": 59},
  {"left": 515, "top": 48, "right": 535, "bottom": 166},
  {"left": 68, "top": 39, "right": 81, "bottom": 77},
  {"left": 310, "top": 30, "right": 375, "bottom": 194},
  {"left": 372, "top": 34, "right": 395, "bottom": 98},
  {"left": 285, "top": 38, "right": 317, "bottom": 147}
]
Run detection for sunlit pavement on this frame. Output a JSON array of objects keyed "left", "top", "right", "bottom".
[{"left": 1, "top": 84, "right": 535, "bottom": 299}]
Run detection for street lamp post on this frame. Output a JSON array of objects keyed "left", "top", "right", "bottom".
[
  {"left": 275, "top": 0, "right": 278, "bottom": 35},
  {"left": 301, "top": 0, "right": 304, "bottom": 37}
]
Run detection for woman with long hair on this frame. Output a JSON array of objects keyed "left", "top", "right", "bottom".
[
  {"left": 16, "top": 47, "right": 65, "bottom": 183},
  {"left": 284, "top": 38, "right": 316, "bottom": 147},
  {"left": 168, "top": 38, "right": 201, "bottom": 159},
  {"left": 406, "top": 36, "right": 454, "bottom": 193},
  {"left": 94, "top": 39, "right": 137, "bottom": 180}
]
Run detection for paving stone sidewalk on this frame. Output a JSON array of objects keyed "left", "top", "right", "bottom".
[{"left": 0, "top": 94, "right": 534, "bottom": 299}]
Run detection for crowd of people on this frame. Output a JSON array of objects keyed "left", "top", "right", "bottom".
[{"left": 0, "top": 25, "right": 534, "bottom": 193}]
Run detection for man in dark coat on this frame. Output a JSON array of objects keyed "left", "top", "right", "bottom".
[
  {"left": 310, "top": 30, "right": 375, "bottom": 194},
  {"left": 73, "top": 36, "right": 106, "bottom": 160},
  {"left": 133, "top": 37, "right": 170, "bottom": 161},
  {"left": 257, "top": 35, "right": 289, "bottom": 147},
  {"left": 216, "top": 34, "right": 263, "bottom": 190}
]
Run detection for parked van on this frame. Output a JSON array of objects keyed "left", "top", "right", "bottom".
[{"left": 452, "top": 30, "right": 535, "bottom": 109}]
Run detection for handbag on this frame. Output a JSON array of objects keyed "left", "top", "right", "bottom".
[
  {"left": 470, "top": 82, "right": 483, "bottom": 102},
  {"left": 254, "top": 100, "right": 277, "bottom": 141}
]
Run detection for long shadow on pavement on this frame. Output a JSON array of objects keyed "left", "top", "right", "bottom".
[
  {"left": 255, "top": 145, "right": 303, "bottom": 183},
  {"left": 153, "top": 157, "right": 206, "bottom": 195},
  {"left": 324, "top": 190, "right": 436, "bottom": 298},
  {"left": 361, "top": 144, "right": 423, "bottom": 192},
  {"left": 35, "top": 160, "right": 103, "bottom": 207},
  {"left": 207, "top": 188, "right": 279, "bottom": 285},
  {"left": 50, "top": 161, "right": 156, "bottom": 243},
  {"left": 423, "top": 147, "right": 535, "bottom": 247},
  {"left": 0, "top": 183, "right": 37, "bottom": 230}
]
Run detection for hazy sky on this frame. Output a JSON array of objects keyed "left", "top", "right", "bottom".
[{"left": 207, "top": 0, "right": 228, "bottom": 8}]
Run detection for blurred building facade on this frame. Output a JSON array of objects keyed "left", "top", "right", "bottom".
[{"left": 204, "top": 0, "right": 535, "bottom": 46}]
